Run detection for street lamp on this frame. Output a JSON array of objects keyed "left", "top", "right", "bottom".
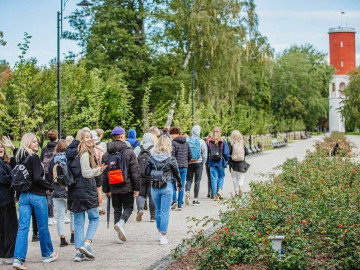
[
  {"left": 191, "top": 51, "right": 210, "bottom": 125},
  {"left": 57, "top": 0, "right": 92, "bottom": 138}
]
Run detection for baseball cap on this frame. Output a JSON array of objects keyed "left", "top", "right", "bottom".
[{"left": 90, "top": 130, "right": 98, "bottom": 140}]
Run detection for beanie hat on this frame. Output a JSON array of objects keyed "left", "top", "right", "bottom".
[{"left": 112, "top": 126, "right": 125, "bottom": 135}]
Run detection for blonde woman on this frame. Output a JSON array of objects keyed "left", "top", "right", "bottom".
[
  {"left": 228, "top": 130, "right": 248, "bottom": 196},
  {"left": 207, "top": 127, "right": 230, "bottom": 201},
  {"left": 145, "top": 135, "right": 181, "bottom": 245},
  {"left": 66, "top": 130, "right": 106, "bottom": 262},
  {"left": 13, "top": 133, "right": 57, "bottom": 270}
]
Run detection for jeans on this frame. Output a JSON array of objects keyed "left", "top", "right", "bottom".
[
  {"left": 151, "top": 184, "right": 172, "bottom": 234},
  {"left": 14, "top": 192, "right": 53, "bottom": 261},
  {"left": 230, "top": 170, "right": 245, "bottom": 192},
  {"left": 31, "top": 210, "right": 38, "bottom": 235},
  {"left": 185, "top": 163, "right": 203, "bottom": 198},
  {"left": 136, "top": 183, "right": 155, "bottom": 218},
  {"left": 112, "top": 192, "right": 134, "bottom": 224},
  {"left": 172, "top": 168, "right": 187, "bottom": 207},
  {"left": 210, "top": 167, "right": 225, "bottom": 195},
  {"left": 53, "top": 198, "right": 74, "bottom": 236},
  {"left": 0, "top": 203, "right": 18, "bottom": 259},
  {"left": 73, "top": 207, "right": 99, "bottom": 249}
]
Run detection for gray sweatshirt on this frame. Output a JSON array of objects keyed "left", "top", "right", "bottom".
[{"left": 188, "top": 125, "right": 208, "bottom": 164}]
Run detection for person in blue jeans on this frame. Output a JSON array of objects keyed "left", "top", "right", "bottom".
[
  {"left": 169, "top": 127, "right": 192, "bottom": 210},
  {"left": 207, "top": 127, "right": 230, "bottom": 201},
  {"left": 66, "top": 130, "right": 106, "bottom": 262},
  {"left": 145, "top": 135, "right": 182, "bottom": 245},
  {"left": 13, "top": 133, "right": 57, "bottom": 270}
]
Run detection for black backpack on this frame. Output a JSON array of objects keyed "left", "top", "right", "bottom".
[
  {"left": 11, "top": 155, "right": 33, "bottom": 192},
  {"left": 42, "top": 147, "right": 56, "bottom": 174},
  {"left": 150, "top": 158, "right": 170, "bottom": 189},
  {"left": 209, "top": 141, "right": 223, "bottom": 162},
  {"left": 106, "top": 148, "right": 128, "bottom": 187},
  {"left": 137, "top": 145, "right": 153, "bottom": 177},
  {"left": 53, "top": 161, "right": 76, "bottom": 188}
]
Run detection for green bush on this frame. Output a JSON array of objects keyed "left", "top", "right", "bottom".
[{"left": 175, "top": 134, "right": 360, "bottom": 269}]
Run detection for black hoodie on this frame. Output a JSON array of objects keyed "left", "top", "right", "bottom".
[
  {"left": 171, "top": 136, "right": 192, "bottom": 168},
  {"left": 66, "top": 140, "right": 98, "bottom": 213},
  {"left": 0, "top": 159, "right": 14, "bottom": 207},
  {"left": 102, "top": 140, "right": 141, "bottom": 194}
]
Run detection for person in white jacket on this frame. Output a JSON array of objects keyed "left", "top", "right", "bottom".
[{"left": 185, "top": 125, "right": 208, "bottom": 205}]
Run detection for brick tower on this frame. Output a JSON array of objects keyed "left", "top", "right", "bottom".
[{"left": 328, "top": 26, "right": 356, "bottom": 132}]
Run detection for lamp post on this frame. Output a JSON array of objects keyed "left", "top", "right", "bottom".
[
  {"left": 191, "top": 51, "right": 210, "bottom": 125},
  {"left": 57, "top": 0, "right": 92, "bottom": 138}
]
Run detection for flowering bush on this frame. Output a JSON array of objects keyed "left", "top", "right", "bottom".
[
  {"left": 315, "top": 131, "right": 352, "bottom": 157},
  {"left": 173, "top": 136, "right": 360, "bottom": 269}
]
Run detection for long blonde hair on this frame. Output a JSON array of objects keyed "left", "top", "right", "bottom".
[
  {"left": 211, "top": 127, "right": 222, "bottom": 145},
  {"left": 16, "top": 133, "right": 37, "bottom": 162},
  {"left": 229, "top": 130, "right": 244, "bottom": 146},
  {"left": 154, "top": 135, "right": 172, "bottom": 154},
  {"left": 78, "top": 130, "right": 96, "bottom": 168}
]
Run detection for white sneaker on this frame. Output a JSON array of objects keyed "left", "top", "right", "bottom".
[
  {"left": 114, "top": 222, "right": 127, "bottom": 241},
  {"left": 117, "top": 236, "right": 124, "bottom": 244},
  {"left": 48, "top": 218, "right": 56, "bottom": 226},
  {"left": 5, "top": 258, "right": 13, "bottom": 264},
  {"left": 158, "top": 232, "right": 161, "bottom": 241},
  {"left": 185, "top": 192, "right": 190, "bottom": 205},
  {"left": 159, "top": 235, "right": 168, "bottom": 245},
  {"left": 65, "top": 217, "right": 70, "bottom": 224}
]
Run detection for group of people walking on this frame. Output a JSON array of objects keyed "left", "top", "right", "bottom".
[{"left": 0, "top": 124, "right": 249, "bottom": 269}]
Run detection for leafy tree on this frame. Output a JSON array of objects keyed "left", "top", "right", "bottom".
[
  {"left": 341, "top": 67, "right": 360, "bottom": 131},
  {"left": 0, "top": 31, "right": 6, "bottom": 46}
]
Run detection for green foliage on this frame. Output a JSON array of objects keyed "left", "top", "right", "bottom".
[
  {"left": 341, "top": 67, "right": 360, "bottom": 131},
  {"left": 0, "top": 31, "right": 6, "bottom": 46},
  {"left": 174, "top": 133, "right": 359, "bottom": 269}
]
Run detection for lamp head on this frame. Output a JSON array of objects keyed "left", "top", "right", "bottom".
[
  {"left": 204, "top": 59, "right": 211, "bottom": 69},
  {"left": 76, "top": 0, "right": 93, "bottom": 7}
]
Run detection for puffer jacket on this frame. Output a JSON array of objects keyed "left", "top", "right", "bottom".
[
  {"left": 171, "top": 136, "right": 192, "bottom": 168},
  {"left": 145, "top": 153, "right": 182, "bottom": 189},
  {"left": 0, "top": 159, "right": 14, "bottom": 207},
  {"left": 102, "top": 140, "right": 141, "bottom": 194},
  {"left": 66, "top": 140, "right": 98, "bottom": 213}
]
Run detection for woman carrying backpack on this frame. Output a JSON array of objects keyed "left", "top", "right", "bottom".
[
  {"left": 207, "top": 127, "right": 230, "bottom": 201},
  {"left": 48, "top": 139, "right": 75, "bottom": 247},
  {"left": 0, "top": 141, "right": 17, "bottom": 266},
  {"left": 66, "top": 130, "right": 106, "bottom": 262},
  {"left": 145, "top": 135, "right": 182, "bottom": 245},
  {"left": 228, "top": 130, "right": 248, "bottom": 197},
  {"left": 12, "top": 133, "right": 57, "bottom": 270},
  {"left": 134, "top": 133, "right": 156, "bottom": 222}
]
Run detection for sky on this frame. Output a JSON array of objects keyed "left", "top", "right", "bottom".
[{"left": 0, "top": 0, "right": 359, "bottom": 67}]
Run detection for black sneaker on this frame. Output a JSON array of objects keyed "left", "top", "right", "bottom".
[
  {"left": 150, "top": 216, "right": 156, "bottom": 222},
  {"left": 60, "top": 237, "right": 68, "bottom": 247},
  {"left": 193, "top": 200, "right": 200, "bottom": 205},
  {"left": 178, "top": 205, "right": 182, "bottom": 211},
  {"left": 70, "top": 233, "right": 74, "bottom": 244},
  {"left": 171, "top": 201, "right": 177, "bottom": 210},
  {"left": 32, "top": 233, "right": 39, "bottom": 242},
  {"left": 144, "top": 201, "right": 148, "bottom": 211},
  {"left": 207, "top": 194, "right": 211, "bottom": 198}
]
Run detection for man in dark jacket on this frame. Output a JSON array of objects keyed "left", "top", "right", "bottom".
[
  {"left": 170, "top": 126, "right": 192, "bottom": 210},
  {"left": 41, "top": 129, "right": 58, "bottom": 225},
  {"left": 102, "top": 126, "right": 140, "bottom": 244}
]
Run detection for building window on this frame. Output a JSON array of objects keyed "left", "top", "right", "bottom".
[
  {"left": 341, "top": 41, "right": 343, "bottom": 47},
  {"left": 339, "top": 82, "right": 346, "bottom": 97},
  {"left": 341, "top": 61, "right": 344, "bottom": 67}
]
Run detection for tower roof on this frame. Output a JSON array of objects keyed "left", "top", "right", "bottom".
[{"left": 328, "top": 26, "right": 356, "bottom": 34}]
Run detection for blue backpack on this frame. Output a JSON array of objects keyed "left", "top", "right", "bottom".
[{"left": 188, "top": 137, "right": 201, "bottom": 160}]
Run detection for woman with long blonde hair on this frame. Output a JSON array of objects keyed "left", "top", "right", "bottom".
[
  {"left": 145, "top": 135, "right": 181, "bottom": 245},
  {"left": 13, "top": 133, "right": 57, "bottom": 269},
  {"left": 66, "top": 130, "right": 106, "bottom": 262},
  {"left": 207, "top": 127, "right": 230, "bottom": 201},
  {"left": 228, "top": 130, "right": 248, "bottom": 196}
]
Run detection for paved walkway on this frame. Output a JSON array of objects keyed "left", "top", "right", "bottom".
[{"left": 2, "top": 136, "right": 324, "bottom": 270}]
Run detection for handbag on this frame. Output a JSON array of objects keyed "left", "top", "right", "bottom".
[{"left": 239, "top": 161, "right": 250, "bottom": 173}]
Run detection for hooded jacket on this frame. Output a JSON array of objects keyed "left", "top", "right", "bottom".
[
  {"left": 102, "top": 140, "right": 141, "bottom": 194},
  {"left": 0, "top": 159, "right": 14, "bottom": 207},
  {"left": 40, "top": 141, "right": 57, "bottom": 161},
  {"left": 66, "top": 140, "right": 98, "bottom": 213},
  {"left": 126, "top": 129, "right": 140, "bottom": 149},
  {"left": 134, "top": 133, "right": 155, "bottom": 158},
  {"left": 145, "top": 153, "right": 182, "bottom": 189},
  {"left": 171, "top": 136, "right": 192, "bottom": 168},
  {"left": 188, "top": 125, "right": 208, "bottom": 164}
]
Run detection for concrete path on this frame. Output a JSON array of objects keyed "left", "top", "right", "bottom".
[{"left": 1, "top": 136, "right": 323, "bottom": 270}]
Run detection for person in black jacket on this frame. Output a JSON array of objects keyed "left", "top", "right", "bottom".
[
  {"left": 2, "top": 136, "right": 39, "bottom": 242},
  {"left": 169, "top": 126, "right": 192, "bottom": 210},
  {"left": 12, "top": 133, "right": 57, "bottom": 270},
  {"left": 145, "top": 135, "right": 181, "bottom": 245},
  {"left": 48, "top": 139, "right": 74, "bottom": 247},
  {"left": 102, "top": 126, "right": 140, "bottom": 244},
  {"left": 0, "top": 141, "right": 17, "bottom": 265},
  {"left": 67, "top": 130, "right": 106, "bottom": 262}
]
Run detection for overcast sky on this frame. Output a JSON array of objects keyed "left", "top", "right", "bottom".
[{"left": 0, "top": 0, "right": 359, "bottom": 67}]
